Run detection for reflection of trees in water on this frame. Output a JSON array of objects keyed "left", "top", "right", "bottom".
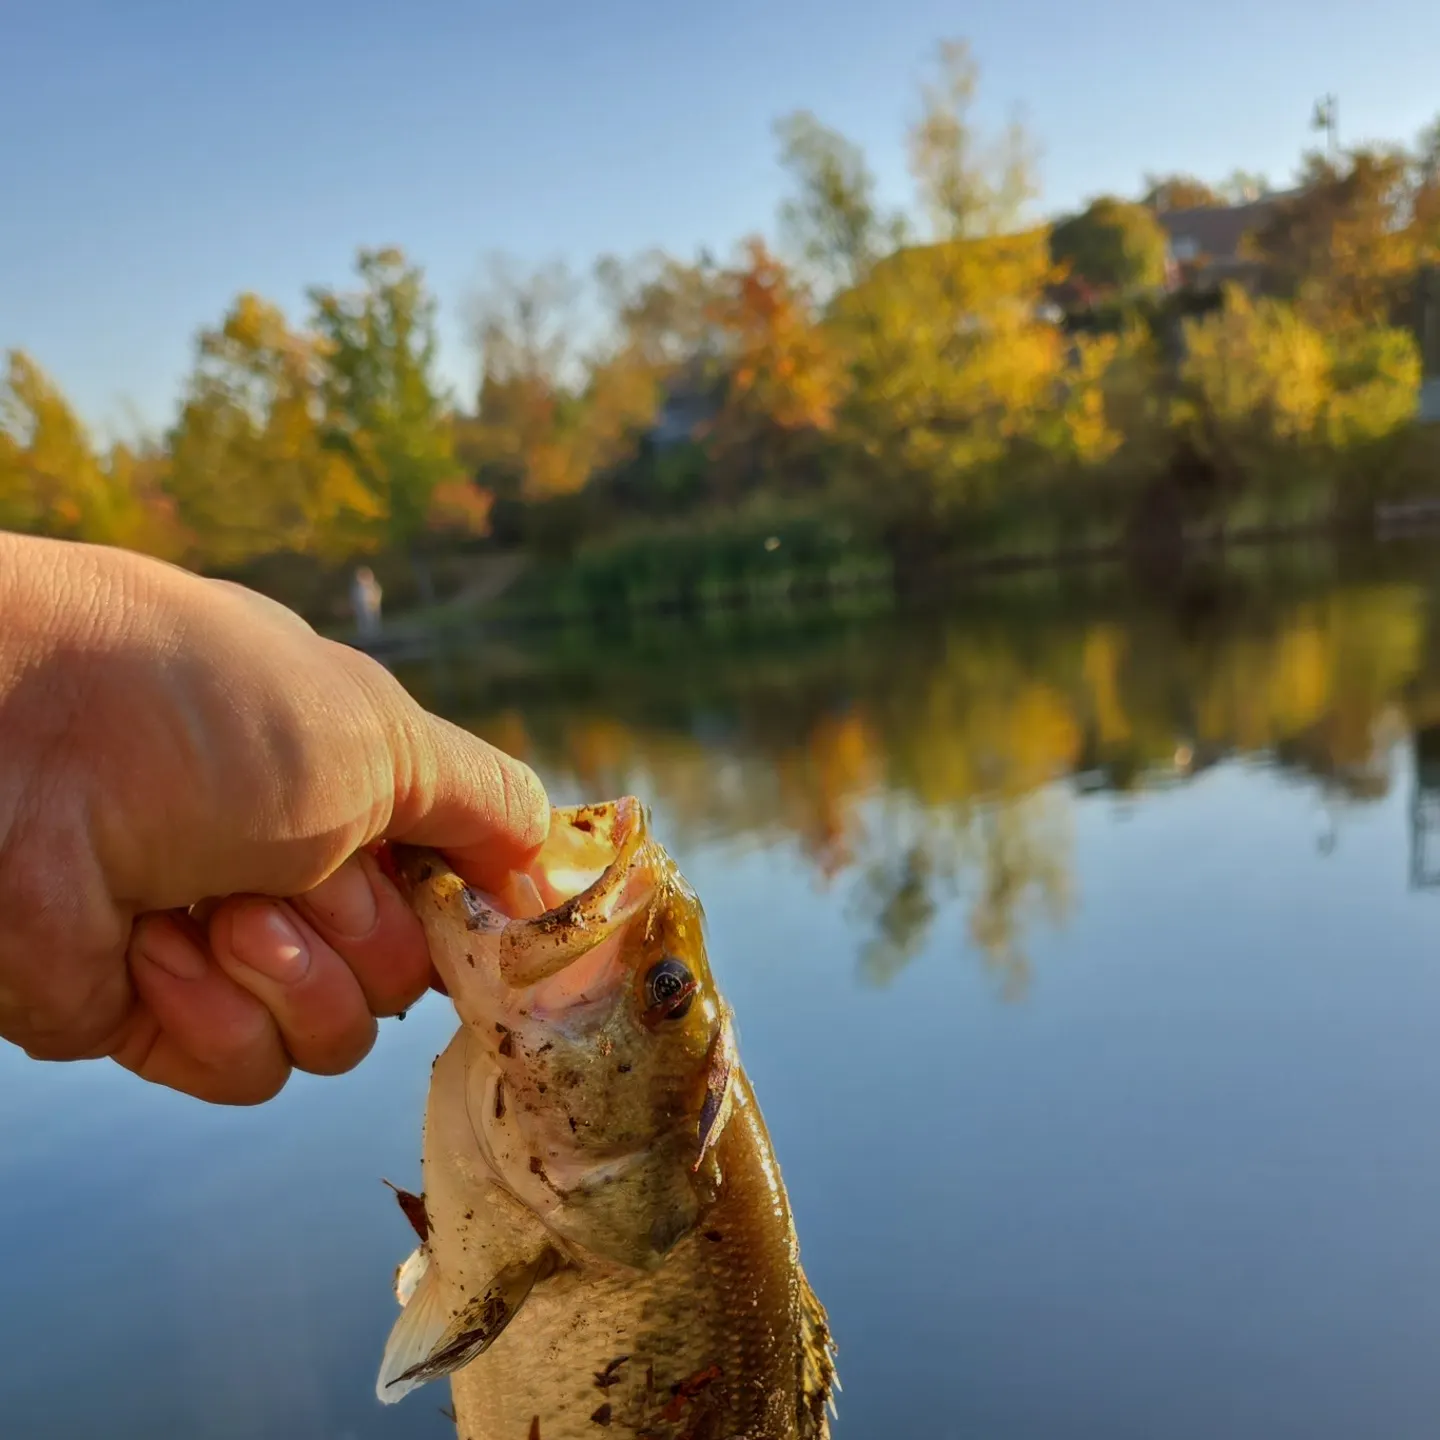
[
  {"left": 966, "top": 795, "right": 1072, "bottom": 998},
  {"left": 429, "top": 572, "right": 1440, "bottom": 990},
  {"left": 850, "top": 791, "right": 1071, "bottom": 996},
  {"left": 853, "top": 843, "right": 941, "bottom": 987}
]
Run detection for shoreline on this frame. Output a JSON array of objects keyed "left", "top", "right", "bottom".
[{"left": 336, "top": 514, "right": 1440, "bottom": 660}]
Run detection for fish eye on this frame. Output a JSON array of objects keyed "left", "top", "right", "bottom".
[{"left": 643, "top": 957, "right": 696, "bottom": 1022}]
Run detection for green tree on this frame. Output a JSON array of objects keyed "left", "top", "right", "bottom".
[
  {"left": 308, "top": 247, "right": 458, "bottom": 563},
  {"left": 1051, "top": 196, "right": 1170, "bottom": 293},
  {"left": 1141, "top": 173, "right": 1222, "bottom": 211},
  {"left": 167, "top": 295, "right": 380, "bottom": 567},
  {"left": 1218, "top": 169, "right": 1271, "bottom": 204},
  {"left": 773, "top": 111, "right": 897, "bottom": 294},
  {"left": 907, "top": 38, "right": 1039, "bottom": 240}
]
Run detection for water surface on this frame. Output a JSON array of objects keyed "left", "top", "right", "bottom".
[{"left": 8, "top": 547, "right": 1440, "bottom": 1437}]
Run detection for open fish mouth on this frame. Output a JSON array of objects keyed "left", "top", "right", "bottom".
[{"left": 387, "top": 798, "right": 665, "bottom": 993}]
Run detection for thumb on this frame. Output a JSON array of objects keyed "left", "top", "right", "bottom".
[{"left": 385, "top": 711, "right": 551, "bottom": 892}]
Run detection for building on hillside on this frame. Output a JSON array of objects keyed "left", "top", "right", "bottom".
[
  {"left": 1156, "top": 193, "right": 1295, "bottom": 292},
  {"left": 648, "top": 355, "right": 725, "bottom": 451}
]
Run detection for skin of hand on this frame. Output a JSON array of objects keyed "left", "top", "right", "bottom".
[{"left": 0, "top": 532, "right": 550, "bottom": 1104}]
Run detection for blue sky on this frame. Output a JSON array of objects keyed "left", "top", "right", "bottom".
[{"left": 3, "top": 0, "right": 1438, "bottom": 437}]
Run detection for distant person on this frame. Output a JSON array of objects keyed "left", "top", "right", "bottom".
[
  {"left": 0, "top": 532, "right": 549, "bottom": 1104},
  {"left": 351, "top": 565, "right": 383, "bottom": 640}
]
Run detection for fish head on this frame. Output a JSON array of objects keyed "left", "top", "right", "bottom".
[{"left": 392, "top": 798, "right": 736, "bottom": 1271}]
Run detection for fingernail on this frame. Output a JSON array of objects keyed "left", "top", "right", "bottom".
[
  {"left": 301, "top": 858, "right": 379, "bottom": 939},
  {"left": 137, "top": 920, "right": 208, "bottom": 981},
  {"left": 229, "top": 904, "right": 310, "bottom": 984}
]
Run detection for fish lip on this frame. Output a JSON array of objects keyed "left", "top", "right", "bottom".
[
  {"left": 394, "top": 799, "right": 663, "bottom": 1006},
  {"left": 496, "top": 798, "right": 660, "bottom": 989}
]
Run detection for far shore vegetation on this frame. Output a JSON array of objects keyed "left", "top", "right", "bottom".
[{"left": 4, "top": 37, "right": 1440, "bottom": 629}]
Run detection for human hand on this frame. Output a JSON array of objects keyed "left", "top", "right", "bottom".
[{"left": 0, "top": 533, "right": 549, "bottom": 1103}]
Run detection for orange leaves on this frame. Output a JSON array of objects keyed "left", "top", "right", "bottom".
[{"left": 707, "top": 238, "right": 846, "bottom": 444}]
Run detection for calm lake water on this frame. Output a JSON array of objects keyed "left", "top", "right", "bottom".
[{"left": 10, "top": 544, "right": 1440, "bottom": 1438}]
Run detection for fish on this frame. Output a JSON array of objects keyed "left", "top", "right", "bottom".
[{"left": 374, "top": 796, "right": 837, "bottom": 1439}]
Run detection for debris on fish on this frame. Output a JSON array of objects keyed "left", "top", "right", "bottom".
[{"left": 375, "top": 797, "right": 837, "bottom": 1438}]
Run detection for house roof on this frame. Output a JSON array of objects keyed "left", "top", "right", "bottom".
[{"left": 1156, "top": 192, "right": 1298, "bottom": 260}]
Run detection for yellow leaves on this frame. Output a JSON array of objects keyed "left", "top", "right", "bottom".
[
  {"left": 1176, "top": 285, "right": 1421, "bottom": 475},
  {"left": 1324, "top": 326, "right": 1422, "bottom": 448},
  {"left": 219, "top": 293, "right": 287, "bottom": 355},
  {"left": 168, "top": 296, "right": 383, "bottom": 568},
  {"left": 1, "top": 350, "right": 102, "bottom": 535},
  {"left": 471, "top": 326, "right": 660, "bottom": 505},
  {"left": 0, "top": 350, "right": 183, "bottom": 558},
  {"left": 583, "top": 346, "right": 663, "bottom": 475},
  {"left": 1081, "top": 626, "right": 1133, "bottom": 747},
  {"left": 1177, "top": 286, "right": 1332, "bottom": 458},
  {"left": 828, "top": 229, "right": 1069, "bottom": 501},
  {"left": 525, "top": 438, "right": 591, "bottom": 499}
]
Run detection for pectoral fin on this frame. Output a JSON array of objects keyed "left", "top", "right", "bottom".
[
  {"left": 379, "top": 1247, "right": 560, "bottom": 1402},
  {"left": 376, "top": 1247, "right": 446, "bottom": 1404},
  {"left": 695, "top": 1007, "right": 737, "bottom": 1171}
]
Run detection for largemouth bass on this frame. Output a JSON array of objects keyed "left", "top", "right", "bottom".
[{"left": 375, "top": 797, "right": 837, "bottom": 1439}]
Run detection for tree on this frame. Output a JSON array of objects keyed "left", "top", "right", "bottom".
[
  {"left": 593, "top": 250, "right": 724, "bottom": 372},
  {"left": 1218, "top": 169, "right": 1271, "bottom": 204},
  {"left": 828, "top": 229, "right": 1067, "bottom": 509},
  {"left": 773, "top": 111, "right": 895, "bottom": 294},
  {"left": 705, "top": 238, "right": 847, "bottom": 475},
  {"left": 466, "top": 256, "right": 580, "bottom": 497},
  {"left": 465, "top": 255, "right": 664, "bottom": 503},
  {"left": 308, "top": 247, "right": 458, "bottom": 559},
  {"left": 1175, "top": 284, "right": 1419, "bottom": 471},
  {"left": 1141, "top": 173, "right": 1222, "bottom": 211},
  {"left": 907, "top": 38, "right": 1039, "bottom": 240},
  {"left": 1050, "top": 196, "right": 1170, "bottom": 294},
  {"left": 1419, "top": 115, "right": 1440, "bottom": 183},
  {"left": 0, "top": 350, "right": 180, "bottom": 555},
  {"left": 471, "top": 255, "right": 581, "bottom": 400},
  {"left": 1250, "top": 148, "right": 1418, "bottom": 328},
  {"left": 1413, "top": 116, "right": 1440, "bottom": 262},
  {"left": 167, "top": 294, "right": 380, "bottom": 567},
  {"left": 467, "top": 257, "right": 599, "bottom": 499}
]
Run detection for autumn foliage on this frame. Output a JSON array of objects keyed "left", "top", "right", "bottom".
[
  {"left": 3, "top": 38, "right": 1438, "bottom": 602},
  {"left": 706, "top": 239, "right": 846, "bottom": 463}
]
